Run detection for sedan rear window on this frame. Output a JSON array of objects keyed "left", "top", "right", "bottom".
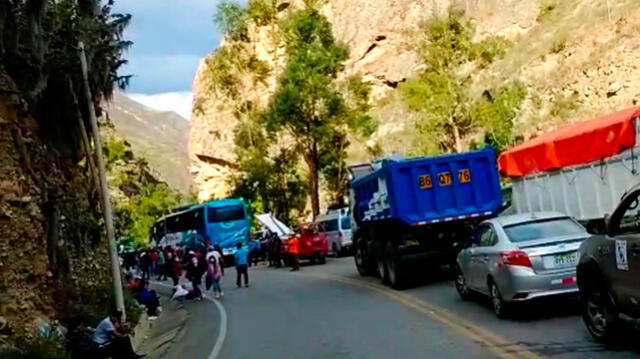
[{"left": 503, "top": 218, "right": 585, "bottom": 243}]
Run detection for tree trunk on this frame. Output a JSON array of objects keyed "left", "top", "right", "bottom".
[
  {"left": 304, "top": 141, "right": 320, "bottom": 219},
  {"left": 452, "top": 123, "right": 462, "bottom": 153}
]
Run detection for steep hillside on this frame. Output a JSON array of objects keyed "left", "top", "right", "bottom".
[
  {"left": 105, "top": 93, "right": 192, "bottom": 192},
  {"left": 190, "top": 0, "right": 640, "bottom": 201}
]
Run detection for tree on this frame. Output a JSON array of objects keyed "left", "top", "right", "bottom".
[
  {"left": 401, "top": 14, "right": 475, "bottom": 153},
  {"left": 470, "top": 83, "right": 526, "bottom": 152},
  {"left": 262, "top": 8, "right": 374, "bottom": 217},
  {"left": 231, "top": 113, "right": 307, "bottom": 225},
  {"left": 1, "top": 0, "right": 132, "bottom": 158},
  {"left": 213, "top": 0, "right": 248, "bottom": 40},
  {"left": 401, "top": 13, "right": 520, "bottom": 154},
  {"left": 104, "top": 137, "right": 187, "bottom": 245}
]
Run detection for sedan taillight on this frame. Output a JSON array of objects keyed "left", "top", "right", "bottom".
[{"left": 500, "top": 251, "right": 532, "bottom": 268}]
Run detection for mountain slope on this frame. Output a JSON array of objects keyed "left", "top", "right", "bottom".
[
  {"left": 190, "top": 0, "right": 640, "bottom": 201},
  {"left": 105, "top": 93, "right": 192, "bottom": 192}
]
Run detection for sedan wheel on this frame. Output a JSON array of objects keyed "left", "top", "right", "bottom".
[
  {"left": 489, "top": 282, "right": 509, "bottom": 319},
  {"left": 455, "top": 267, "right": 472, "bottom": 301}
]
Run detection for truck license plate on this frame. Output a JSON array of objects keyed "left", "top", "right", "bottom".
[{"left": 544, "top": 252, "right": 578, "bottom": 269}]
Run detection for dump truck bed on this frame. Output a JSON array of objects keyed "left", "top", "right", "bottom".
[{"left": 351, "top": 148, "right": 502, "bottom": 226}]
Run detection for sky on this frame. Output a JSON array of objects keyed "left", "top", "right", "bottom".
[{"left": 114, "top": 0, "right": 223, "bottom": 119}]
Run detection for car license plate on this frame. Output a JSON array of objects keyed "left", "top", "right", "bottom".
[{"left": 544, "top": 252, "right": 578, "bottom": 269}]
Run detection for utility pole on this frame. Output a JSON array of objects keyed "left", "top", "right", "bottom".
[{"left": 78, "top": 41, "right": 126, "bottom": 319}]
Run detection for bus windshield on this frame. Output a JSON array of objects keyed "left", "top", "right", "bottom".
[{"left": 208, "top": 206, "right": 245, "bottom": 223}]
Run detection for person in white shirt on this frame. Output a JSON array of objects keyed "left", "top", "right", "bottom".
[{"left": 92, "top": 310, "right": 144, "bottom": 358}]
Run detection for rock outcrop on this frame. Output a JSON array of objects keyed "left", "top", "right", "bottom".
[{"left": 190, "top": 0, "right": 640, "bottom": 201}]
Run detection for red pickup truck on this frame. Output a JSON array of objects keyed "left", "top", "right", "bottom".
[{"left": 283, "top": 224, "right": 328, "bottom": 265}]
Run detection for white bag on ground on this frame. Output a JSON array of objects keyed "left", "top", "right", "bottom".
[{"left": 171, "top": 285, "right": 188, "bottom": 300}]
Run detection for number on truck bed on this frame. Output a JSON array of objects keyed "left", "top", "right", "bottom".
[
  {"left": 458, "top": 169, "right": 471, "bottom": 183},
  {"left": 438, "top": 172, "right": 453, "bottom": 186},
  {"left": 418, "top": 175, "right": 432, "bottom": 189}
]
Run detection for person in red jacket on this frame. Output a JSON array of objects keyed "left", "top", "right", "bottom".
[
  {"left": 289, "top": 236, "right": 300, "bottom": 272},
  {"left": 149, "top": 249, "right": 159, "bottom": 277}
]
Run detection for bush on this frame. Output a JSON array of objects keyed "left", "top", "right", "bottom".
[{"left": 0, "top": 337, "right": 69, "bottom": 359}]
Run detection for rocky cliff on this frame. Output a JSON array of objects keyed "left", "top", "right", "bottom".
[
  {"left": 0, "top": 70, "right": 112, "bottom": 348},
  {"left": 190, "top": 0, "right": 640, "bottom": 201}
]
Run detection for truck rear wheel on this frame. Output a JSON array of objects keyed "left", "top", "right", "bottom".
[
  {"left": 385, "top": 241, "right": 407, "bottom": 289},
  {"left": 376, "top": 241, "right": 389, "bottom": 284},
  {"left": 354, "top": 243, "right": 375, "bottom": 276}
]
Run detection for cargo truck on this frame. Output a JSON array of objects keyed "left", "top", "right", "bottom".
[
  {"left": 348, "top": 148, "right": 503, "bottom": 289},
  {"left": 500, "top": 107, "right": 640, "bottom": 222}
]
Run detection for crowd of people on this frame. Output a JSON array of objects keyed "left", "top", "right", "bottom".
[
  {"left": 91, "top": 232, "right": 296, "bottom": 358},
  {"left": 121, "top": 243, "right": 253, "bottom": 304}
]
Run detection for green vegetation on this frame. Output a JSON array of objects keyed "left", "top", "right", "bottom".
[
  {"left": 261, "top": 8, "right": 375, "bottom": 216},
  {"left": 1, "top": 0, "right": 131, "bottom": 156},
  {"left": 210, "top": 2, "right": 374, "bottom": 220},
  {"left": 470, "top": 83, "right": 527, "bottom": 152},
  {"left": 401, "top": 13, "right": 524, "bottom": 154},
  {"left": 104, "top": 137, "right": 190, "bottom": 246}
]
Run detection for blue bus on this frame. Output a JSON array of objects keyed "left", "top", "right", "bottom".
[{"left": 152, "top": 198, "right": 250, "bottom": 255}]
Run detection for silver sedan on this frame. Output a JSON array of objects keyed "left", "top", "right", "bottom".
[{"left": 455, "top": 212, "right": 589, "bottom": 318}]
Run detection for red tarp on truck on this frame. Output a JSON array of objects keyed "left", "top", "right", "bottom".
[{"left": 499, "top": 107, "right": 640, "bottom": 177}]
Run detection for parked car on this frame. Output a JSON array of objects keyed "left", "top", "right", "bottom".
[
  {"left": 455, "top": 212, "right": 589, "bottom": 318},
  {"left": 578, "top": 184, "right": 640, "bottom": 342},
  {"left": 283, "top": 224, "right": 328, "bottom": 265},
  {"left": 314, "top": 209, "right": 352, "bottom": 257}
]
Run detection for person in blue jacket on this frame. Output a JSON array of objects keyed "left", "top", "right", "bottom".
[{"left": 234, "top": 242, "right": 250, "bottom": 288}]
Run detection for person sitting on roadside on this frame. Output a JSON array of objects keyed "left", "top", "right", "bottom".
[
  {"left": 92, "top": 310, "right": 145, "bottom": 359},
  {"left": 126, "top": 276, "right": 142, "bottom": 294},
  {"left": 137, "top": 280, "right": 161, "bottom": 317}
]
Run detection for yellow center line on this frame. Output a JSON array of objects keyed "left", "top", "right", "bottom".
[{"left": 303, "top": 272, "right": 545, "bottom": 359}]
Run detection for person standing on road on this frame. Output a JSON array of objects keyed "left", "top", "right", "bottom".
[
  {"left": 234, "top": 242, "right": 249, "bottom": 288},
  {"left": 149, "top": 248, "right": 158, "bottom": 277},
  {"left": 289, "top": 235, "right": 300, "bottom": 272},
  {"left": 186, "top": 251, "right": 203, "bottom": 297},
  {"left": 166, "top": 247, "right": 180, "bottom": 286},
  {"left": 156, "top": 248, "right": 166, "bottom": 281},
  {"left": 140, "top": 250, "right": 151, "bottom": 280},
  {"left": 206, "top": 249, "right": 224, "bottom": 299}
]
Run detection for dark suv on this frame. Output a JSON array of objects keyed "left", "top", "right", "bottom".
[{"left": 577, "top": 184, "right": 640, "bottom": 342}]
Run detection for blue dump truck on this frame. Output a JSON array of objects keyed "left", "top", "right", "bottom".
[{"left": 349, "top": 148, "right": 503, "bottom": 289}]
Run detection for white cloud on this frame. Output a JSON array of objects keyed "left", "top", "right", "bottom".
[{"left": 128, "top": 92, "right": 193, "bottom": 120}]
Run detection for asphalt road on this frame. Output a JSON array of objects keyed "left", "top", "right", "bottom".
[{"left": 162, "top": 258, "right": 640, "bottom": 359}]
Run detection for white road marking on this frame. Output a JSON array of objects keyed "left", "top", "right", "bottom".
[
  {"left": 205, "top": 294, "right": 227, "bottom": 359},
  {"left": 152, "top": 281, "right": 228, "bottom": 359}
]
